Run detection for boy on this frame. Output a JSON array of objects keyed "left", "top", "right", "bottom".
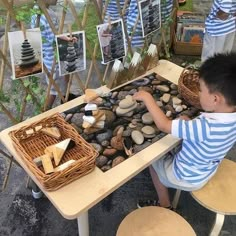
[
  {"left": 133, "top": 53, "right": 236, "bottom": 209},
  {"left": 201, "top": 0, "right": 236, "bottom": 62},
  {"left": 31, "top": 0, "right": 77, "bottom": 110}
]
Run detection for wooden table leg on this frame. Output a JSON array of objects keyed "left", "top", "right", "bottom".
[{"left": 77, "top": 211, "right": 89, "bottom": 236}]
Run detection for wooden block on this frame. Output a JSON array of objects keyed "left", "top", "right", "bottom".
[
  {"left": 41, "top": 154, "right": 54, "bottom": 174},
  {"left": 53, "top": 138, "right": 72, "bottom": 166},
  {"left": 41, "top": 127, "right": 61, "bottom": 139},
  {"left": 93, "top": 111, "right": 106, "bottom": 123},
  {"left": 84, "top": 89, "right": 99, "bottom": 103},
  {"left": 82, "top": 121, "right": 92, "bottom": 129},
  {"left": 93, "top": 120, "right": 105, "bottom": 129},
  {"left": 54, "top": 160, "right": 76, "bottom": 172}
]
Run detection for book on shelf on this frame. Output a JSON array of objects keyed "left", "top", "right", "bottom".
[
  {"left": 181, "top": 26, "right": 204, "bottom": 43},
  {"left": 175, "top": 12, "right": 205, "bottom": 43}
]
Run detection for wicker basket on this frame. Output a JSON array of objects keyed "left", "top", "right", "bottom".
[
  {"left": 178, "top": 66, "right": 202, "bottom": 109},
  {"left": 10, "top": 113, "right": 98, "bottom": 191}
]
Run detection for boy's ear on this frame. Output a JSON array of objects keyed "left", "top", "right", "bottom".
[{"left": 214, "top": 92, "right": 225, "bottom": 105}]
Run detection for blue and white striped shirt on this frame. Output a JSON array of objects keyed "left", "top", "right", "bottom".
[
  {"left": 171, "top": 112, "right": 236, "bottom": 185},
  {"left": 31, "top": 8, "right": 59, "bottom": 73},
  {"left": 205, "top": 0, "right": 236, "bottom": 36},
  {"left": 127, "top": 0, "right": 144, "bottom": 48},
  {"left": 103, "top": 0, "right": 129, "bottom": 23},
  {"left": 161, "top": 0, "right": 173, "bottom": 23}
]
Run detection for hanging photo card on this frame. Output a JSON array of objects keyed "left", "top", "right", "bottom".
[
  {"left": 55, "top": 31, "right": 86, "bottom": 76},
  {"left": 138, "top": 0, "right": 161, "bottom": 37},
  {"left": 8, "top": 28, "right": 43, "bottom": 80},
  {"left": 97, "top": 19, "right": 127, "bottom": 64}
]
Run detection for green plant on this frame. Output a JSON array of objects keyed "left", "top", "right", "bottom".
[
  {"left": 14, "top": 4, "right": 41, "bottom": 24},
  {"left": 73, "top": 2, "right": 101, "bottom": 59}
]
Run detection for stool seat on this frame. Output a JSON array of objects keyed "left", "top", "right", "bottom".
[
  {"left": 191, "top": 159, "right": 236, "bottom": 215},
  {"left": 116, "top": 206, "right": 196, "bottom": 236}
]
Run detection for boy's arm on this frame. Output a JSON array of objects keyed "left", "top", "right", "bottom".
[
  {"left": 216, "top": 1, "right": 235, "bottom": 20},
  {"left": 133, "top": 91, "right": 172, "bottom": 133},
  {"left": 58, "top": 35, "right": 77, "bottom": 43}
]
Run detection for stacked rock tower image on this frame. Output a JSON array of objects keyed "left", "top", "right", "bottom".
[
  {"left": 110, "top": 24, "right": 125, "bottom": 60},
  {"left": 65, "top": 41, "right": 78, "bottom": 73},
  {"left": 148, "top": 2, "right": 160, "bottom": 32},
  {"left": 19, "top": 39, "right": 39, "bottom": 68},
  {"left": 141, "top": 1, "right": 160, "bottom": 36}
]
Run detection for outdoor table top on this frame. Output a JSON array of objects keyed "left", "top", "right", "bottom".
[{"left": 0, "top": 60, "right": 183, "bottom": 219}]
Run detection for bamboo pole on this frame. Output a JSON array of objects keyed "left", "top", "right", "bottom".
[
  {"left": 37, "top": 0, "right": 57, "bottom": 35},
  {"left": 0, "top": 102, "right": 18, "bottom": 124},
  {"left": 0, "top": 49, "right": 11, "bottom": 69},
  {"left": 74, "top": 73, "right": 85, "bottom": 93},
  {"left": 0, "top": 9, "right": 11, "bottom": 88}
]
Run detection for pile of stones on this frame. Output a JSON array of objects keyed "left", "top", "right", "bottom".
[
  {"left": 61, "top": 72, "right": 199, "bottom": 172},
  {"left": 110, "top": 24, "right": 125, "bottom": 60},
  {"left": 65, "top": 41, "right": 78, "bottom": 73},
  {"left": 20, "top": 39, "right": 38, "bottom": 68}
]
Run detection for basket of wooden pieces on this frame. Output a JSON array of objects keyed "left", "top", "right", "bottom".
[
  {"left": 178, "top": 66, "right": 202, "bottom": 109},
  {"left": 10, "top": 113, "right": 98, "bottom": 191}
]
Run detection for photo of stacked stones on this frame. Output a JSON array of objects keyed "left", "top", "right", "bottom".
[
  {"left": 65, "top": 41, "right": 78, "bottom": 73},
  {"left": 19, "top": 39, "right": 39, "bottom": 68},
  {"left": 139, "top": 0, "right": 161, "bottom": 37},
  {"left": 56, "top": 32, "right": 85, "bottom": 76},
  {"left": 109, "top": 22, "right": 125, "bottom": 61},
  {"left": 8, "top": 29, "right": 43, "bottom": 79},
  {"left": 61, "top": 72, "right": 200, "bottom": 172}
]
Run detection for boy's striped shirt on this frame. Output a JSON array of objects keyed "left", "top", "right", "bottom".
[
  {"left": 205, "top": 0, "right": 236, "bottom": 36},
  {"left": 171, "top": 112, "right": 236, "bottom": 185},
  {"left": 31, "top": 8, "right": 59, "bottom": 73}
]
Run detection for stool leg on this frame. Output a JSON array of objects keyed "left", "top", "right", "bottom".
[
  {"left": 77, "top": 211, "right": 89, "bottom": 236},
  {"left": 172, "top": 189, "right": 181, "bottom": 210},
  {"left": 209, "top": 213, "right": 225, "bottom": 236}
]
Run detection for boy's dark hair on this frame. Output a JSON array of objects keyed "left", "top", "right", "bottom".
[{"left": 199, "top": 53, "right": 236, "bottom": 106}]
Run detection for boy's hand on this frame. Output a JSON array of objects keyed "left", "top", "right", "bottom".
[{"left": 133, "top": 90, "right": 152, "bottom": 103}]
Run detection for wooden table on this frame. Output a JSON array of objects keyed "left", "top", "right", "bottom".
[{"left": 0, "top": 60, "right": 183, "bottom": 236}]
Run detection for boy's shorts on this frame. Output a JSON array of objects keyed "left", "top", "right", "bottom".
[
  {"left": 45, "top": 67, "right": 66, "bottom": 96},
  {"left": 152, "top": 154, "right": 208, "bottom": 191}
]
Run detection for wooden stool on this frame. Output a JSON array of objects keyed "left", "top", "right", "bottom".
[
  {"left": 172, "top": 159, "right": 236, "bottom": 236},
  {"left": 116, "top": 206, "right": 196, "bottom": 236}
]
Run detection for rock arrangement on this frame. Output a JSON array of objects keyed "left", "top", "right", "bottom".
[
  {"left": 110, "top": 24, "right": 125, "bottom": 60},
  {"left": 61, "top": 73, "right": 200, "bottom": 172},
  {"left": 20, "top": 39, "right": 39, "bottom": 68},
  {"left": 65, "top": 42, "right": 78, "bottom": 73},
  {"left": 141, "top": 2, "right": 160, "bottom": 36}
]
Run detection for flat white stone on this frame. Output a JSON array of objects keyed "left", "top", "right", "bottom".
[
  {"left": 142, "top": 112, "right": 153, "bottom": 124},
  {"left": 131, "top": 130, "right": 144, "bottom": 145},
  {"left": 141, "top": 126, "right": 155, "bottom": 135},
  {"left": 156, "top": 85, "right": 170, "bottom": 92},
  {"left": 162, "top": 93, "right": 171, "bottom": 103},
  {"left": 172, "top": 97, "right": 182, "bottom": 105},
  {"left": 119, "top": 97, "right": 136, "bottom": 109},
  {"left": 116, "top": 103, "right": 137, "bottom": 116},
  {"left": 175, "top": 105, "right": 183, "bottom": 112}
]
